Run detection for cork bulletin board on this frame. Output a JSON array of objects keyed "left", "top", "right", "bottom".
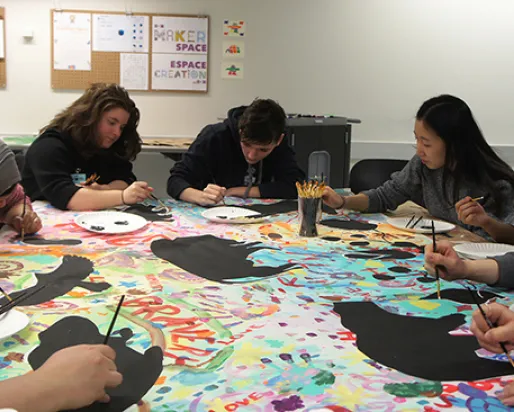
[
  {"left": 50, "top": 9, "right": 209, "bottom": 93},
  {"left": 0, "top": 7, "right": 6, "bottom": 88}
]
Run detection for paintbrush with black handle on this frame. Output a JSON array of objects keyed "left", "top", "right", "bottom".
[
  {"left": 0, "top": 285, "right": 46, "bottom": 316},
  {"left": 103, "top": 295, "right": 125, "bottom": 345},
  {"left": 431, "top": 220, "right": 441, "bottom": 299},
  {"left": 467, "top": 287, "right": 514, "bottom": 368}
]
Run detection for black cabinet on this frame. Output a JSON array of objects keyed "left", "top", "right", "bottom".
[{"left": 285, "top": 116, "right": 358, "bottom": 188}]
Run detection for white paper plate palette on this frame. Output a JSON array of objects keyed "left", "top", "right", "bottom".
[
  {"left": 75, "top": 211, "right": 148, "bottom": 234},
  {"left": 0, "top": 309, "right": 30, "bottom": 340},
  {"left": 454, "top": 242, "right": 514, "bottom": 260},
  {"left": 202, "top": 206, "right": 269, "bottom": 224},
  {"left": 387, "top": 217, "right": 455, "bottom": 234}
]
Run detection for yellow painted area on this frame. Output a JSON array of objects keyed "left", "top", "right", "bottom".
[
  {"left": 364, "top": 261, "right": 385, "bottom": 268},
  {"left": 231, "top": 342, "right": 274, "bottom": 366},
  {"left": 410, "top": 300, "right": 441, "bottom": 310},
  {"left": 206, "top": 398, "right": 226, "bottom": 412},
  {"left": 327, "top": 384, "right": 371, "bottom": 407},
  {"left": 355, "top": 281, "right": 376, "bottom": 287},
  {"left": 173, "top": 386, "right": 197, "bottom": 399},
  {"left": 66, "top": 291, "right": 88, "bottom": 298}
]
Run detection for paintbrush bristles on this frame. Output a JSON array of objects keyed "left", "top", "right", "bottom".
[
  {"left": 84, "top": 173, "right": 100, "bottom": 186},
  {"left": 296, "top": 180, "right": 325, "bottom": 198},
  {"left": 0, "top": 287, "right": 12, "bottom": 302}
]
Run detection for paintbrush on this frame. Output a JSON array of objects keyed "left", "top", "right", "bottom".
[
  {"left": 84, "top": 173, "right": 100, "bottom": 186},
  {"left": 446, "top": 196, "right": 485, "bottom": 210},
  {"left": 409, "top": 215, "right": 423, "bottom": 229},
  {"left": 0, "top": 287, "right": 12, "bottom": 302},
  {"left": 0, "top": 285, "right": 46, "bottom": 316},
  {"left": 149, "top": 193, "right": 168, "bottom": 210},
  {"left": 431, "top": 220, "right": 441, "bottom": 299},
  {"left": 20, "top": 195, "right": 26, "bottom": 242},
  {"left": 467, "top": 287, "right": 514, "bottom": 368},
  {"left": 405, "top": 215, "right": 415, "bottom": 228},
  {"left": 209, "top": 173, "right": 226, "bottom": 206},
  {"left": 103, "top": 295, "right": 125, "bottom": 345}
]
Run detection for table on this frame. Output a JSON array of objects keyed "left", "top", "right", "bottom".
[
  {"left": 0, "top": 135, "right": 194, "bottom": 157},
  {"left": 0, "top": 199, "right": 512, "bottom": 411}
]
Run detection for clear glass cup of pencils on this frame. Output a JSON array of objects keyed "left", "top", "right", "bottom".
[{"left": 296, "top": 180, "right": 325, "bottom": 237}]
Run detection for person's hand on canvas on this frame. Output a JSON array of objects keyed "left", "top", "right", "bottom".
[
  {"left": 0, "top": 345, "right": 122, "bottom": 412},
  {"left": 6, "top": 202, "right": 42, "bottom": 235},
  {"left": 424, "top": 241, "right": 468, "bottom": 281},
  {"left": 121, "top": 181, "right": 153, "bottom": 205},
  {"left": 470, "top": 302, "right": 514, "bottom": 405},
  {"left": 456, "top": 196, "right": 490, "bottom": 228},
  {"left": 38, "top": 344, "right": 122, "bottom": 410},
  {"left": 322, "top": 187, "right": 345, "bottom": 209},
  {"left": 470, "top": 303, "right": 514, "bottom": 353},
  {"left": 196, "top": 184, "right": 226, "bottom": 206}
]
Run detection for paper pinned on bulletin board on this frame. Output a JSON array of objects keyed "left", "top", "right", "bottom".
[
  {"left": 222, "top": 40, "right": 244, "bottom": 59},
  {"left": 221, "top": 61, "right": 244, "bottom": 79},
  {"left": 53, "top": 11, "right": 91, "bottom": 71},
  {"left": 223, "top": 20, "right": 246, "bottom": 37},
  {"left": 120, "top": 53, "right": 149, "bottom": 90},
  {"left": 153, "top": 16, "right": 209, "bottom": 54},
  {"left": 93, "top": 14, "right": 149, "bottom": 53},
  {"left": 152, "top": 53, "right": 208, "bottom": 91}
]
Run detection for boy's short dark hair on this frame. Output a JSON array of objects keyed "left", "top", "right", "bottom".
[{"left": 238, "top": 98, "right": 286, "bottom": 145}]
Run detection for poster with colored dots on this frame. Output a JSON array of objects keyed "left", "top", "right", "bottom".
[{"left": 93, "top": 14, "right": 149, "bottom": 53}]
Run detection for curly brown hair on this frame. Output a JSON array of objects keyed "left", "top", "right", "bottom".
[{"left": 41, "top": 83, "right": 142, "bottom": 160}]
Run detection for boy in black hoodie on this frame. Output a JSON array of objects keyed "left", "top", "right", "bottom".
[{"left": 167, "top": 99, "right": 305, "bottom": 206}]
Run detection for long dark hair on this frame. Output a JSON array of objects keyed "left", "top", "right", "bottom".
[
  {"left": 41, "top": 83, "right": 141, "bottom": 160},
  {"left": 417, "top": 95, "right": 514, "bottom": 214}
]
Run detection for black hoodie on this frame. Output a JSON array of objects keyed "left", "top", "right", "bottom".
[
  {"left": 167, "top": 106, "right": 305, "bottom": 200},
  {"left": 22, "top": 128, "right": 136, "bottom": 210}
]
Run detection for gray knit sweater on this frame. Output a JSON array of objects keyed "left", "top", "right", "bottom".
[
  {"left": 493, "top": 253, "right": 514, "bottom": 289},
  {"left": 361, "top": 155, "right": 514, "bottom": 240}
]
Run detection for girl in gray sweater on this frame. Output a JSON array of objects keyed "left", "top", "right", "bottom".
[{"left": 324, "top": 95, "right": 514, "bottom": 243}]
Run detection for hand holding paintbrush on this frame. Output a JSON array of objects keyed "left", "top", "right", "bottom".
[
  {"left": 469, "top": 299, "right": 514, "bottom": 369},
  {"left": 83, "top": 173, "right": 100, "bottom": 186},
  {"left": 455, "top": 195, "right": 492, "bottom": 228},
  {"left": 431, "top": 220, "right": 441, "bottom": 299},
  {"left": 11, "top": 195, "right": 42, "bottom": 238}
]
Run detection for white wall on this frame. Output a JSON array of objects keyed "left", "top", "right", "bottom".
[{"left": 2, "top": 0, "right": 514, "bottom": 146}]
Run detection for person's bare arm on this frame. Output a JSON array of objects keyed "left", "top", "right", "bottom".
[
  {"left": 67, "top": 181, "right": 152, "bottom": 211},
  {"left": 225, "top": 186, "right": 261, "bottom": 198},
  {"left": 0, "top": 345, "right": 122, "bottom": 412},
  {"left": 322, "top": 187, "right": 369, "bottom": 211},
  {"left": 179, "top": 185, "right": 226, "bottom": 206}
]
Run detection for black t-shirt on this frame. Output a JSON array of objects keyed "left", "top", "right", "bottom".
[{"left": 22, "top": 128, "right": 136, "bottom": 210}]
